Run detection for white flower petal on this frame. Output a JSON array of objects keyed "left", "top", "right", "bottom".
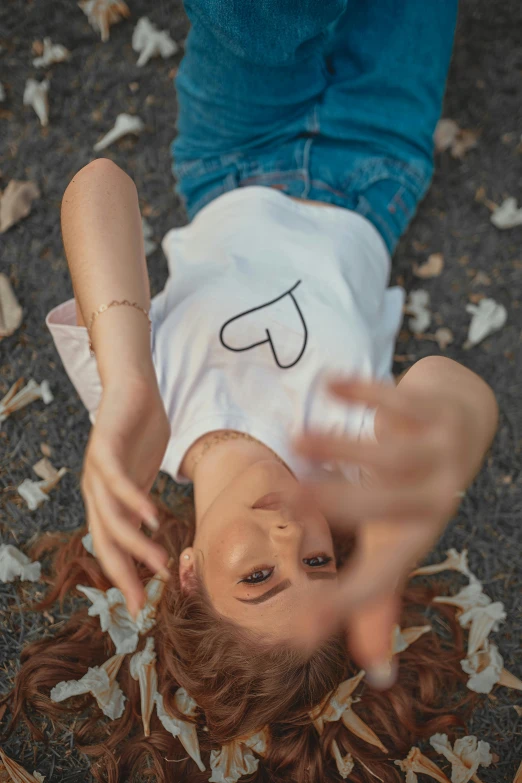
[
  {"left": 490, "top": 197, "right": 522, "bottom": 230},
  {"left": 155, "top": 692, "right": 206, "bottom": 771},
  {"left": 23, "top": 79, "right": 49, "bottom": 127},
  {"left": 459, "top": 602, "right": 506, "bottom": 655},
  {"left": 465, "top": 298, "right": 507, "bottom": 348},
  {"left": 395, "top": 747, "right": 450, "bottom": 783},
  {"left": 33, "top": 37, "right": 70, "bottom": 68},
  {"left": 79, "top": 0, "right": 130, "bottom": 42},
  {"left": 209, "top": 744, "right": 259, "bottom": 783},
  {"left": 77, "top": 584, "right": 139, "bottom": 654},
  {"left": 50, "top": 654, "right": 126, "bottom": 719},
  {"left": 81, "top": 532, "right": 96, "bottom": 556},
  {"left": 411, "top": 549, "right": 475, "bottom": 580},
  {"left": 0, "top": 544, "right": 41, "bottom": 583},
  {"left": 433, "top": 582, "right": 491, "bottom": 614},
  {"left": 331, "top": 740, "right": 354, "bottom": 779},
  {"left": 430, "top": 733, "right": 492, "bottom": 783},
  {"left": 130, "top": 638, "right": 157, "bottom": 736},
  {"left": 405, "top": 289, "right": 431, "bottom": 333},
  {"left": 461, "top": 641, "right": 503, "bottom": 694},
  {"left": 132, "top": 17, "right": 178, "bottom": 67},
  {"left": 93, "top": 113, "right": 145, "bottom": 151},
  {"left": 392, "top": 624, "right": 432, "bottom": 654}
]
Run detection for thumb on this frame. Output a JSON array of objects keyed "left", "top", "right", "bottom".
[{"left": 347, "top": 590, "right": 401, "bottom": 691}]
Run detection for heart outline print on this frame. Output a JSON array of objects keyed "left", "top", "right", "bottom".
[{"left": 219, "top": 280, "right": 308, "bottom": 369}]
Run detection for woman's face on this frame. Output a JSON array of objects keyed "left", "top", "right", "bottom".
[{"left": 183, "top": 460, "right": 337, "bottom": 638}]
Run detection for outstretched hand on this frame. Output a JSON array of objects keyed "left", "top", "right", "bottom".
[
  {"left": 81, "top": 378, "right": 170, "bottom": 618},
  {"left": 292, "top": 376, "right": 469, "bottom": 688}
]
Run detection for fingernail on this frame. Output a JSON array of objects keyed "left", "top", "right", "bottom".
[
  {"left": 365, "top": 659, "right": 397, "bottom": 690},
  {"left": 146, "top": 516, "right": 160, "bottom": 531}
]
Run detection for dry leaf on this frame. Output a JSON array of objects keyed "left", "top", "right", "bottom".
[
  {"left": 490, "top": 197, "right": 522, "bottom": 230},
  {"left": 23, "top": 79, "right": 49, "bottom": 126},
  {"left": 513, "top": 760, "right": 522, "bottom": 783},
  {"left": 405, "top": 290, "right": 431, "bottom": 333},
  {"left": 513, "top": 706, "right": 522, "bottom": 717},
  {"left": 434, "top": 327, "right": 454, "bottom": 350},
  {"left": 155, "top": 691, "right": 206, "bottom": 771},
  {"left": 18, "top": 466, "right": 67, "bottom": 510},
  {"left": 50, "top": 653, "right": 126, "bottom": 719},
  {"left": 331, "top": 741, "right": 354, "bottom": 779},
  {"left": 472, "top": 271, "right": 491, "bottom": 287},
  {"left": 0, "top": 181, "right": 40, "bottom": 234},
  {"left": 93, "top": 113, "right": 145, "bottom": 151},
  {"left": 429, "top": 734, "right": 492, "bottom": 783},
  {"left": 0, "top": 544, "right": 41, "bottom": 583},
  {"left": 130, "top": 637, "right": 158, "bottom": 736},
  {"left": 465, "top": 298, "right": 507, "bottom": 348},
  {"left": 0, "top": 273, "right": 23, "bottom": 336},
  {"left": 132, "top": 17, "right": 178, "bottom": 67},
  {"left": 392, "top": 624, "right": 431, "bottom": 654},
  {"left": 413, "top": 253, "right": 444, "bottom": 279},
  {"left": 33, "top": 37, "right": 70, "bottom": 68},
  {"left": 0, "top": 749, "right": 45, "bottom": 783},
  {"left": 32, "top": 457, "right": 58, "bottom": 481},
  {"left": 410, "top": 548, "right": 476, "bottom": 580},
  {"left": 395, "top": 747, "right": 450, "bottom": 783},
  {"left": 40, "top": 442, "right": 52, "bottom": 457},
  {"left": 434, "top": 119, "right": 478, "bottom": 159},
  {"left": 79, "top": 0, "right": 130, "bottom": 42}
]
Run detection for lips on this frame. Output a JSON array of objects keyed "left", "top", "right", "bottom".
[{"left": 252, "top": 492, "right": 284, "bottom": 511}]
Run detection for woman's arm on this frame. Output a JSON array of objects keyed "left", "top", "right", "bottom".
[
  {"left": 61, "top": 159, "right": 170, "bottom": 617},
  {"left": 61, "top": 157, "right": 155, "bottom": 391}
]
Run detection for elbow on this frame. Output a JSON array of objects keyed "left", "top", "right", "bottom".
[{"left": 61, "top": 159, "right": 135, "bottom": 215}]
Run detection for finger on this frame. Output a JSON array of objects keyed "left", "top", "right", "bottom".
[
  {"left": 293, "top": 432, "right": 437, "bottom": 476},
  {"left": 91, "top": 485, "right": 169, "bottom": 578},
  {"left": 91, "top": 459, "right": 159, "bottom": 531},
  {"left": 88, "top": 507, "right": 146, "bottom": 620},
  {"left": 348, "top": 591, "right": 401, "bottom": 690},
  {"left": 303, "top": 477, "right": 439, "bottom": 524},
  {"left": 326, "top": 377, "right": 436, "bottom": 429}
]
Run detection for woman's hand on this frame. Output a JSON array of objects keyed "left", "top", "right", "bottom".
[
  {"left": 292, "top": 367, "right": 497, "bottom": 687},
  {"left": 81, "top": 376, "right": 171, "bottom": 618}
]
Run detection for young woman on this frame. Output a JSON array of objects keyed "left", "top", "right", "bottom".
[{"left": 5, "top": 1, "right": 498, "bottom": 781}]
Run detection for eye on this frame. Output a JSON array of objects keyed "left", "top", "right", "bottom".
[
  {"left": 239, "top": 567, "right": 274, "bottom": 585},
  {"left": 303, "top": 555, "right": 333, "bottom": 568}
]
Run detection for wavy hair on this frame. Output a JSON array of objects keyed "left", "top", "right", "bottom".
[{"left": 2, "top": 500, "right": 475, "bottom": 782}]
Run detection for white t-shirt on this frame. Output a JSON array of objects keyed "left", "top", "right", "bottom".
[{"left": 46, "top": 186, "right": 404, "bottom": 484}]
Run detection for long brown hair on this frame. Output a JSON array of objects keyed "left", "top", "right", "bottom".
[{"left": 2, "top": 500, "right": 475, "bottom": 782}]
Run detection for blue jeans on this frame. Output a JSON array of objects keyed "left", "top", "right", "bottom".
[{"left": 171, "top": 0, "right": 458, "bottom": 254}]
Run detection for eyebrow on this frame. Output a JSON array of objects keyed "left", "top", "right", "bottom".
[{"left": 235, "top": 571, "right": 337, "bottom": 605}]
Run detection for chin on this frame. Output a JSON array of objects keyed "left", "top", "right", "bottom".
[{"left": 253, "top": 458, "right": 296, "bottom": 486}]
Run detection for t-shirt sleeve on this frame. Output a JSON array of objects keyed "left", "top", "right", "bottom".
[{"left": 46, "top": 299, "right": 101, "bottom": 424}]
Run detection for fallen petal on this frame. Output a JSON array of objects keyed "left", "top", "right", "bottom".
[
  {"left": 413, "top": 253, "right": 444, "bottom": 279},
  {"left": 130, "top": 637, "right": 157, "bottom": 736},
  {"left": 461, "top": 642, "right": 504, "bottom": 694},
  {"left": 77, "top": 584, "right": 140, "bottom": 654},
  {"left": 242, "top": 728, "right": 269, "bottom": 757},
  {"left": 434, "top": 327, "right": 454, "bottom": 350},
  {"left": 175, "top": 686, "right": 199, "bottom": 718},
  {"left": 79, "top": 0, "right": 130, "bottom": 42},
  {"left": 50, "top": 654, "right": 126, "bottom": 719},
  {"left": 132, "top": 17, "right": 179, "bottom": 67},
  {"left": 0, "top": 274, "right": 23, "bottom": 336},
  {"left": 0, "top": 544, "right": 41, "bottom": 583},
  {"left": 464, "top": 298, "right": 507, "bottom": 348},
  {"left": 430, "top": 734, "right": 492, "bottom": 783},
  {"left": 498, "top": 669, "right": 522, "bottom": 691},
  {"left": 433, "top": 582, "right": 491, "bottom": 614},
  {"left": 32, "top": 457, "right": 59, "bottom": 481},
  {"left": 405, "top": 289, "right": 431, "bottom": 333},
  {"left": 0, "top": 377, "right": 52, "bottom": 421},
  {"left": 209, "top": 742, "right": 259, "bottom": 783},
  {"left": 93, "top": 113, "right": 145, "bottom": 151},
  {"left": 392, "top": 624, "right": 432, "bottom": 654},
  {"left": 0, "top": 181, "right": 41, "bottom": 234},
  {"left": 33, "top": 37, "right": 70, "bottom": 68},
  {"left": 459, "top": 602, "right": 507, "bottom": 655},
  {"left": 0, "top": 749, "right": 44, "bottom": 783},
  {"left": 23, "top": 79, "right": 49, "bottom": 126},
  {"left": 81, "top": 532, "right": 96, "bottom": 555},
  {"left": 310, "top": 669, "right": 366, "bottom": 732},
  {"left": 434, "top": 119, "right": 459, "bottom": 153},
  {"left": 451, "top": 129, "right": 479, "bottom": 160},
  {"left": 331, "top": 741, "right": 354, "bottom": 779},
  {"left": 513, "top": 760, "right": 522, "bottom": 783},
  {"left": 411, "top": 548, "right": 474, "bottom": 579},
  {"left": 32, "top": 774, "right": 45, "bottom": 783},
  {"left": 142, "top": 216, "right": 157, "bottom": 256},
  {"left": 395, "top": 747, "right": 451, "bottom": 783},
  {"left": 490, "top": 197, "right": 522, "bottom": 230},
  {"left": 342, "top": 703, "right": 388, "bottom": 753},
  {"left": 18, "top": 467, "right": 67, "bottom": 510},
  {"left": 155, "top": 691, "right": 206, "bottom": 771}
]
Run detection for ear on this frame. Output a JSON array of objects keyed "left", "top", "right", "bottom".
[{"left": 179, "top": 547, "right": 198, "bottom": 595}]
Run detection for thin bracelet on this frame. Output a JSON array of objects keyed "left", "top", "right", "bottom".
[{"left": 87, "top": 299, "right": 152, "bottom": 356}]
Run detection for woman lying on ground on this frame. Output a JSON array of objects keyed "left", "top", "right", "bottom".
[{"left": 4, "top": 0, "right": 498, "bottom": 781}]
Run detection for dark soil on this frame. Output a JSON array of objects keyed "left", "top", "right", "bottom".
[{"left": 0, "top": 1, "right": 521, "bottom": 781}]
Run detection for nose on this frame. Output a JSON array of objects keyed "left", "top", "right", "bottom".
[{"left": 270, "top": 518, "right": 303, "bottom": 540}]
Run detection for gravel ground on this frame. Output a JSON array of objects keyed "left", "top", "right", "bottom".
[{"left": 0, "top": 1, "right": 521, "bottom": 781}]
